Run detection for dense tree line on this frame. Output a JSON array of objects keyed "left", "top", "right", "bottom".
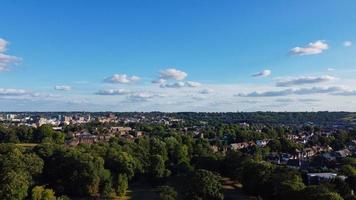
[
  {"left": 115, "top": 111, "right": 354, "bottom": 126},
  {"left": 0, "top": 122, "right": 355, "bottom": 199},
  {"left": 221, "top": 151, "right": 356, "bottom": 200},
  {"left": 0, "top": 131, "right": 225, "bottom": 200},
  {"left": 0, "top": 125, "right": 65, "bottom": 144}
]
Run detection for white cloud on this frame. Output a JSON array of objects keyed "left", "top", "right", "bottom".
[
  {"left": 199, "top": 88, "right": 214, "bottom": 94},
  {"left": 290, "top": 40, "right": 329, "bottom": 56},
  {"left": 327, "top": 68, "right": 335, "bottom": 71},
  {"left": 54, "top": 85, "right": 72, "bottom": 91},
  {"left": 95, "top": 89, "right": 129, "bottom": 95},
  {"left": 160, "top": 68, "right": 187, "bottom": 80},
  {"left": 275, "top": 98, "right": 320, "bottom": 103},
  {"left": 160, "top": 81, "right": 186, "bottom": 88},
  {"left": 0, "top": 38, "right": 7, "bottom": 53},
  {"left": 276, "top": 75, "right": 336, "bottom": 87},
  {"left": 343, "top": 41, "right": 352, "bottom": 47},
  {"left": 252, "top": 69, "right": 271, "bottom": 77},
  {"left": 0, "top": 38, "right": 22, "bottom": 72},
  {"left": 333, "top": 90, "right": 356, "bottom": 96},
  {"left": 237, "top": 86, "right": 356, "bottom": 97},
  {"left": 186, "top": 81, "right": 202, "bottom": 87},
  {"left": 126, "top": 92, "right": 158, "bottom": 102},
  {"left": 130, "top": 76, "right": 140, "bottom": 81},
  {"left": 152, "top": 78, "right": 167, "bottom": 85},
  {"left": 0, "top": 88, "right": 28, "bottom": 96},
  {"left": 160, "top": 81, "right": 202, "bottom": 88},
  {"left": 104, "top": 74, "right": 140, "bottom": 84}
]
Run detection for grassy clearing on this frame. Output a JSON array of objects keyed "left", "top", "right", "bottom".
[
  {"left": 221, "top": 177, "right": 256, "bottom": 200},
  {"left": 122, "top": 177, "right": 254, "bottom": 200},
  {"left": 15, "top": 143, "right": 38, "bottom": 147},
  {"left": 343, "top": 114, "right": 356, "bottom": 122},
  {"left": 125, "top": 184, "right": 160, "bottom": 200}
]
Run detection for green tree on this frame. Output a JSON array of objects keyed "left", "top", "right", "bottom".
[
  {"left": 267, "top": 167, "right": 305, "bottom": 199},
  {"left": 32, "top": 186, "right": 44, "bottom": 200},
  {"left": 99, "top": 170, "right": 114, "bottom": 199},
  {"left": 0, "top": 145, "right": 44, "bottom": 200},
  {"left": 150, "top": 137, "right": 168, "bottom": 162},
  {"left": 185, "top": 169, "right": 223, "bottom": 200},
  {"left": 32, "top": 186, "right": 57, "bottom": 200},
  {"left": 302, "top": 185, "right": 344, "bottom": 200},
  {"left": 318, "top": 192, "right": 344, "bottom": 200},
  {"left": 341, "top": 165, "right": 356, "bottom": 176},
  {"left": 42, "top": 188, "right": 56, "bottom": 200},
  {"left": 240, "top": 161, "right": 274, "bottom": 195},
  {"left": 158, "top": 186, "right": 177, "bottom": 200},
  {"left": 116, "top": 174, "right": 128, "bottom": 197},
  {"left": 105, "top": 149, "right": 137, "bottom": 179},
  {"left": 149, "top": 154, "right": 169, "bottom": 180},
  {"left": 38, "top": 147, "right": 104, "bottom": 197},
  {"left": 0, "top": 170, "right": 29, "bottom": 200}
]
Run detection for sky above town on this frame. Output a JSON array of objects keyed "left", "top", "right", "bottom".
[{"left": 1, "top": 0, "right": 356, "bottom": 112}]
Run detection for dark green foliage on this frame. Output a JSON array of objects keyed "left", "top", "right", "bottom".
[
  {"left": 0, "top": 125, "right": 65, "bottom": 144},
  {"left": 184, "top": 169, "right": 224, "bottom": 200},
  {"left": 240, "top": 161, "right": 274, "bottom": 195},
  {"left": 0, "top": 115, "right": 354, "bottom": 200},
  {"left": 149, "top": 154, "right": 169, "bottom": 180},
  {"left": 116, "top": 173, "right": 128, "bottom": 197},
  {"left": 36, "top": 145, "right": 105, "bottom": 197},
  {"left": 31, "top": 186, "right": 57, "bottom": 200},
  {"left": 0, "top": 145, "right": 44, "bottom": 200},
  {"left": 158, "top": 186, "right": 177, "bottom": 200}
]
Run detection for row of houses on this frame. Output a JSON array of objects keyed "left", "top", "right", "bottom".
[{"left": 66, "top": 126, "right": 144, "bottom": 146}]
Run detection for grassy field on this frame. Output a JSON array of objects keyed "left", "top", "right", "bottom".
[
  {"left": 120, "top": 177, "right": 254, "bottom": 200},
  {"left": 221, "top": 177, "right": 256, "bottom": 200},
  {"left": 15, "top": 143, "right": 38, "bottom": 147},
  {"left": 125, "top": 183, "right": 160, "bottom": 200}
]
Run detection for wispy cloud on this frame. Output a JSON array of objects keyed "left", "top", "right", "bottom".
[
  {"left": 95, "top": 88, "right": 129, "bottom": 95},
  {"left": 276, "top": 75, "right": 336, "bottom": 87},
  {"left": 152, "top": 79, "right": 167, "bottom": 85},
  {"left": 54, "top": 85, "right": 72, "bottom": 91},
  {"left": 126, "top": 92, "right": 162, "bottom": 102},
  {"left": 104, "top": 74, "right": 140, "bottom": 84},
  {"left": 327, "top": 68, "right": 335, "bottom": 71},
  {"left": 237, "top": 86, "right": 356, "bottom": 97},
  {"left": 0, "top": 38, "right": 22, "bottom": 72},
  {"left": 275, "top": 98, "right": 320, "bottom": 103},
  {"left": 160, "top": 81, "right": 202, "bottom": 88},
  {"left": 186, "top": 81, "right": 202, "bottom": 87},
  {"left": 0, "top": 88, "right": 28, "bottom": 96},
  {"left": 252, "top": 69, "right": 271, "bottom": 77},
  {"left": 289, "top": 40, "right": 328, "bottom": 56},
  {"left": 0, "top": 39, "right": 7, "bottom": 52}
]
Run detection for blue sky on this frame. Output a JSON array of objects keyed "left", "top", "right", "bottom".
[{"left": 1, "top": 0, "right": 356, "bottom": 111}]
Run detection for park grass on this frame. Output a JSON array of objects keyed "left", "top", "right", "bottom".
[
  {"left": 221, "top": 177, "right": 257, "bottom": 200},
  {"left": 125, "top": 183, "right": 160, "bottom": 200},
  {"left": 121, "top": 177, "right": 254, "bottom": 200},
  {"left": 15, "top": 143, "right": 38, "bottom": 147}
]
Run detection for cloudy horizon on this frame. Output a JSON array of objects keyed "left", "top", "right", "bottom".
[{"left": 1, "top": 1, "right": 356, "bottom": 112}]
